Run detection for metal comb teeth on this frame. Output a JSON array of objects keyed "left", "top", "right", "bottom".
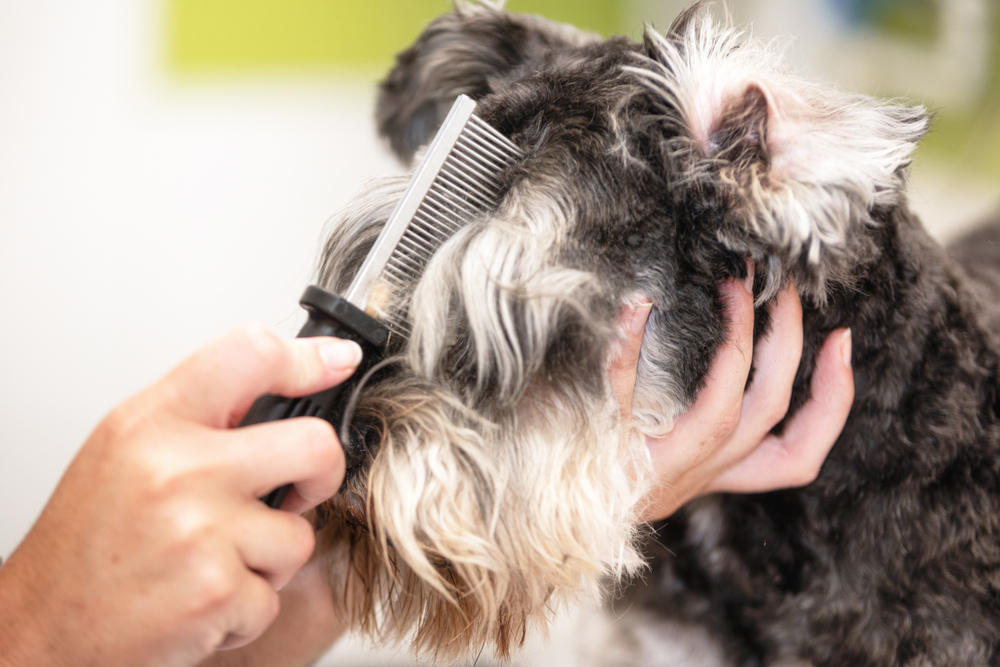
[{"left": 344, "top": 94, "right": 523, "bottom": 339}]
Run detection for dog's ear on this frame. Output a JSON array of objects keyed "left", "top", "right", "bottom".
[
  {"left": 377, "top": 3, "right": 600, "bottom": 163},
  {"left": 634, "top": 12, "right": 929, "bottom": 298}
]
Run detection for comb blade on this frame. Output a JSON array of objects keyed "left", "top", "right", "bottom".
[{"left": 343, "top": 95, "right": 522, "bottom": 338}]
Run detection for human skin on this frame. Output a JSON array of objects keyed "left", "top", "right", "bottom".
[
  {"left": 611, "top": 274, "right": 855, "bottom": 521},
  {"left": 0, "top": 327, "right": 362, "bottom": 667}
]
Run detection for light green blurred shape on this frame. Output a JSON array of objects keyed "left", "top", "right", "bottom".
[
  {"left": 165, "top": 0, "right": 997, "bottom": 177},
  {"left": 506, "top": 0, "right": 624, "bottom": 35},
  {"left": 169, "top": 0, "right": 448, "bottom": 69},
  {"left": 167, "top": 0, "right": 627, "bottom": 71},
  {"left": 917, "top": 2, "right": 1000, "bottom": 178},
  {"left": 871, "top": 0, "right": 938, "bottom": 43}
]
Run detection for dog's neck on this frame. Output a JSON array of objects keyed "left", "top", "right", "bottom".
[{"left": 799, "top": 205, "right": 1000, "bottom": 491}]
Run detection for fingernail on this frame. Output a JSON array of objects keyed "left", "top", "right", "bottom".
[
  {"left": 318, "top": 339, "right": 363, "bottom": 370},
  {"left": 840, "top": 328, "right": 852, "bottom": 369},
  {"left": 630, "top": 302, "right": 653, "bottom": 335},
  {"left": 743, "top": 260, "right": 755, "bottom": 295}
]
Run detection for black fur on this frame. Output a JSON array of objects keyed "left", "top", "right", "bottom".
[
  {"left": 353, "top": 4, "right": 1000, "bottom": 664},
  {"left": 619, "top": 214, "right": 1000, "bottom": 666}
]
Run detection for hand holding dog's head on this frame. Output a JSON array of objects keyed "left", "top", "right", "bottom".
[{"left": 316, "top": 3, "right": 925, "bottom": 661}]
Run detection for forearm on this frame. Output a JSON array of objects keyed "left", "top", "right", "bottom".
[
  {"left": 0, "top": 543, "right": 97, "bottom": 667},
  {"left": 0, "top": 556, "right": 45, "bottom": 667}
]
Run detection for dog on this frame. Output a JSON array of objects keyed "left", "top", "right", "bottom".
[{"left": 311, "top": 3, "right": 1000, "bottom": 664}]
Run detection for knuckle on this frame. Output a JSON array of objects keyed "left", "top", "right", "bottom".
[
  {"left": 191, "top": 624, "right": 227, "bottom": 657},
  {"left": 162, "top": 504, "right": 214, "bottom": 559},
  {"left": 308, "top": 422, "right": 345, "bottom": 492},
  {"left": 191, "top": 557, "right": 239, "bottom": 612},
  {"left": 764, "top": 390, "right": 793, "bottom": 428},
  {"left": 776, "top": 441, "right": 822, "bottom": 487},
  {"left": 235, "top": 324, "right": 287, "bottom": 373},
  {"left": 793, "top": 448, "right": 824, "bottom": 486},
  {"left": 137, "top": 442, "right": 214, "bottom": 505},
  {"left": 141, "top": 468, "right": 191, "bottom": 508},
  {"left": 100, "top": 416, "right": 199, "bottom": 498},
  {"left": 288, "top": 516, "right": 317, "bottom": 566},
  {"left": 789, "top": 463, "right": 821, "bottom": 488},
  {"left": 301, "top": 418, "right": 340, "bottom": 466},
  {"left": 708, "top": 405, "right": 741, "bottom": 441},
  {"left": 97, "top": 401, "right": 145, "bottom": 449}
]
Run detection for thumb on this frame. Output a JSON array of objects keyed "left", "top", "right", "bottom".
[{"left": 150, "top": 325, "right": 363, "bottom": 428}]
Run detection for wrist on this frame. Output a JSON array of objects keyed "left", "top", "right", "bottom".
[
  {"left": 0, "top": 556, "right": 40, "bottom": 666},
  {"left": 0, "top": 551, "right": 74, "bottom": 667}
]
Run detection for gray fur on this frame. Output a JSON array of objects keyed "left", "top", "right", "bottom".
[{"left": 316, "top": 3, "right": 1000, "bottom": 664}]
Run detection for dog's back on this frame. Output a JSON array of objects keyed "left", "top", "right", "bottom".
[{"left": 949, "top": 216, "right": 1000, "bottom": 332}]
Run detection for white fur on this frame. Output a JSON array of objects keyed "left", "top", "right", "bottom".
[{"left": 626, "top": 13, "right": 927, "bottom": 293}]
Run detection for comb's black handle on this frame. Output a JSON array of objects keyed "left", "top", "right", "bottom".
[{"left": 241, "top": 286, "right": 389, "bottom": 509}]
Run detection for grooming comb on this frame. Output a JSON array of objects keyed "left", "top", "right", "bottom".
[{"left": 240, "top": 95, "right": 522, "bottom": 509}]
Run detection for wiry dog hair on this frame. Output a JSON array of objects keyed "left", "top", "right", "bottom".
[{"left": 310, "top": 3, "right": 1000, "bottom": 664}]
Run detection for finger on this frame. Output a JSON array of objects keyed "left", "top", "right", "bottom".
[
  {"left": 273, "top": 483, "right": 333, "bottom": 516},
  {"left": 641, "top": 273, "right": 755, "bottom": 520},
  {"left": 608, "top": 299, "right": 653, "bottom": 425},
  {"left": 214, "top": 573, "right": 281, "bottom": 651},
  {"left": 155, "top": 326, "right": 363, "bottom": 427},
  {"left": 708, "top": 328, "right": 854, "bottom": 493},
  {"left": 761, "top": 327, "right": 854, "bottom": 484},
  {"left": 736, "top": 282, "right": 803, "bottom": 442},
  {"left": 222, "top": 417, "right": 345, "bottom": 508},
  {"left": 233, "top": 509, "right": 316, "bottom": 590},
  {"left": 655, "top": 272, "right": 755, "bottom": 462}
]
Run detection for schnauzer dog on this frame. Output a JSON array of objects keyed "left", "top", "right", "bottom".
[{"left": 313, "top": 3, "right": 1000, "bottom": 665}]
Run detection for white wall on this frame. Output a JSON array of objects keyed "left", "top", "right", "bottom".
[{"left": 0, "top": 0, "right": 400, "bottom": 558}]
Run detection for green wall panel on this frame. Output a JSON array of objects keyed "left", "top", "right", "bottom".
[
  {"left": 167, "top": 0, "right": 626, "bottom": 71},
  {"left": 505, "top": 0, "right": 624, "bottom": 36}
]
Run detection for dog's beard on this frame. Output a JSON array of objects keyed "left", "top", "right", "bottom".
[{"left": 314, "top": 178, "right": 651, "bottom": 661}]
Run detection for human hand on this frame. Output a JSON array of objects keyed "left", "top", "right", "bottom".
[
  {"left": 610, "top": 272, "right": 855, "bottom": 522},
  {"left": 0, "top": 326, "right": 360, "bottom": 667},
  {"left": 196, "top": 556, "right": 345, "bottom": 667}
]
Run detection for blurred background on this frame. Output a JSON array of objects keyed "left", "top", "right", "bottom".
[{"left": 0, "top": 1, "right": 997, "bottom": 665}]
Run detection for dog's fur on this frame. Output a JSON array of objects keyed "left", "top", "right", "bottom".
[{"left": 313, "top": 3, "right": 1000, "bottom": 664}]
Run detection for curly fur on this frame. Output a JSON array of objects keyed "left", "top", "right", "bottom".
[{"left": 310, "top": 3, "right": 1000, "bottom": 664}]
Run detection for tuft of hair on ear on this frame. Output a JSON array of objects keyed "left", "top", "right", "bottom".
[
  {"left": 627, "top": 6, "right": 929, "bottom": 301},
  {"left": 376, "top": 2, "right": 601, "bottom": 164}
]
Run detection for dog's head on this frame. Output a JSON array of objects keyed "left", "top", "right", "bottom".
[{"left": 316, "top": 3, "right": 927, "bottom": 660}]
